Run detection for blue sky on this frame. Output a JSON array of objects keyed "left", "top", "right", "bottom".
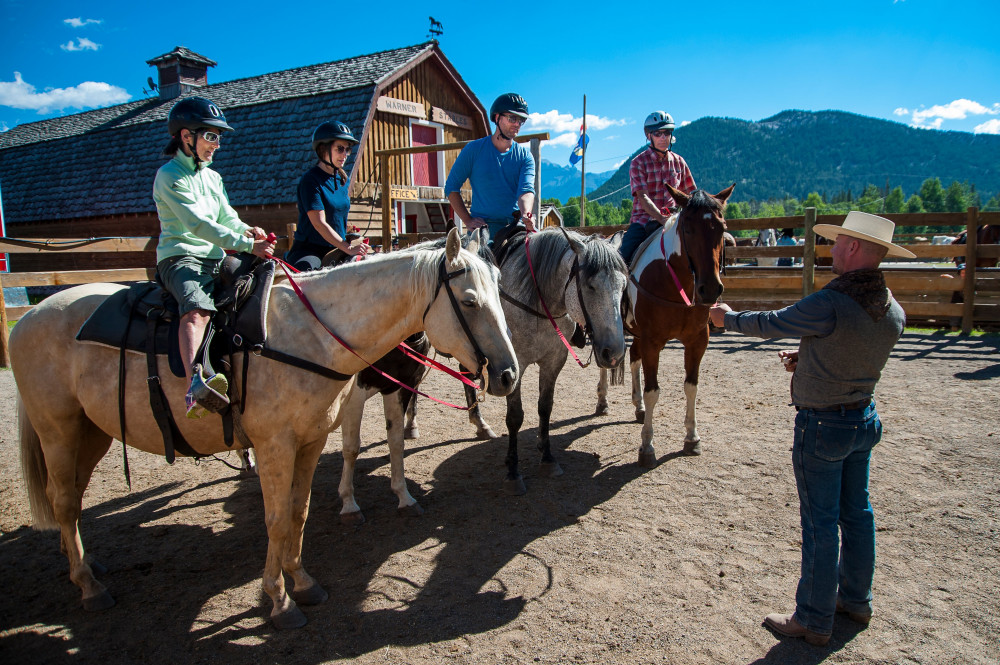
[{"left": 1, "top": 0, "right": 998, "bottom": 173}]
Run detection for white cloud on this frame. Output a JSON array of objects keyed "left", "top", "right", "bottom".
[
  {"left": 893, "top": 107, "right": 909, "bottom": 116},
  {"left": 905, "top": 98, "right": 1000, "bottom": 129},
  {"left": 61, "top": 38, "right": 100, "bottom": 52},
  {"left": 603, "top": 135, "right": 618, "bottom": 141},
  {"left": 0, "top": 71, "right": 130, "bottom": 113},
  {"left": 613, "top": 160, "right": 625, "bottom": 169},
  {"left": 1, "top": 121, "right": 8, "bottom": 133},
  {"left": 974, "top": 118, "right": 1000, "bottom": 134},
  {"left": 680, "top": 120, "right": 691, "bottom": 127},
  {"left": 64, "top": 18, "right": 102, "bottom": 28},
  {"left": 525, "top": 109, "right": 628, "bottom": 134},
  {"left": 543, "top": 132, "right": 583, "bottom": 148}
]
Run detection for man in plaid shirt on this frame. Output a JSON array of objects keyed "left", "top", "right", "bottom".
[{"left": 619, "top": 111, "right": 697, "bottom": 264}]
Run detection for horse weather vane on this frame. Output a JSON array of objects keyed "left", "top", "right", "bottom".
[{"left": 428, "top": 16, "right": 443, "bottom": 38}]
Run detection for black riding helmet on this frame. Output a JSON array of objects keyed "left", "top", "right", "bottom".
[
  {"left": 167, "top": 97, "right": 234, "bottom": 136},
  {"left": 312, "top": 120, "right": 359, "bottom": 156},
  {"left": 489, "top": 93, "right": 529, "bottom": 124}
]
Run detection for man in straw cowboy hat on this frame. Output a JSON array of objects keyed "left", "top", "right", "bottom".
[{"left": 709, "top": 211, "right": 915, "bottom": 646}]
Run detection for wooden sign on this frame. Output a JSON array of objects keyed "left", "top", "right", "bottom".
[
  {"left": 390, "top": 185, "right": 419, "bottom": 200},
  {"left": 431, "top": 107, "right": 473, "bottom": 130},
  {"left": 376, "top": 96, "right": 425, "bottom": 119}
]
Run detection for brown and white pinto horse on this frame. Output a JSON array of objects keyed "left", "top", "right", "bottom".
[
  {"left": 952, "top": 224, "right": 1000, "bottom": 268},
  {"left": 598, "top": 184, "right": 734, "bottom": 464}
]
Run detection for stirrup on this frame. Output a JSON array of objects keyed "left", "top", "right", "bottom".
[{"left": 190, "top": 363, "right": 230, "bottom": 414}]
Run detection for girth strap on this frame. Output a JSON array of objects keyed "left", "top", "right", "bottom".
[{"left": 144, "top": 309, "right": 201, "bottom": 464}]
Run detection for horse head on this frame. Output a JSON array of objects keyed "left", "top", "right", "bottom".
[
  {"left": 665, "top": 183, "right": 735, "bottom": 305},
  {"left": 559, "top": 228, "right": 628, "bottom": 368},
  {"left": 421, "top": 228, "right": 518, "bottom": 396}
]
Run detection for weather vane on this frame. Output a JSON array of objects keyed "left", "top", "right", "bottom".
[{"left": 427, "top": 16, "right": 443, "bottom": 38}]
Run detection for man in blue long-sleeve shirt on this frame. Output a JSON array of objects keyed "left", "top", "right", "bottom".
[
  {"left": 709, "top": 212, "right": 915, "bottom": 646},
  {"left": 445, "top": 93, "right": 535, "bottom": 240}
]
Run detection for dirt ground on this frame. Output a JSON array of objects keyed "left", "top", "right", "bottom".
[{"left": 0, "top": 330, "right": 997, "bottom": 665}]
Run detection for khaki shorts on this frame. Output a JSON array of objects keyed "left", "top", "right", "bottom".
[{"left": 157, "top": 255, "right": 222, "bottom": 315}]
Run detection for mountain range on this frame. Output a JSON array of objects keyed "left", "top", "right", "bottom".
[
  {"left": 585, "top": 110, "right": 1000, "bottom": 205},
  {"left": 538, "top": 160, "right": 616, "bottom": 204}
]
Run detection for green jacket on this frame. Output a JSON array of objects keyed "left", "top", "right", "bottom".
[{"left": 153, "top": 151, "right": 253, "bottom": 263}]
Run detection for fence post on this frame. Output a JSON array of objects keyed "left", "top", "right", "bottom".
[
  {"left": 961, "top": 207, "right": 978, "bottom": 334},
  {"left": 380, "top": 154, "right": 392, "bottom": 250},
  {"left": 802, "top": 207, "right": 817, "bottom": 297},
  {"left": 530, "top": 138, "right": 542, "bottom": 223},
  {"left": 0, "top": 274, "right": 9, "bottom": 368}
]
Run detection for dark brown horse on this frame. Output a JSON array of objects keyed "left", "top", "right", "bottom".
[
  {"left": 599, "top": 184, "right": 734, "bottom": 464},
  {"left": 952, "top": 225, "right": 1000, "bottom": 268}
]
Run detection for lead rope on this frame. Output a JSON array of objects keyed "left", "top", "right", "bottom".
[{"left": 524, "top": 235, "right": 592, "bottom": 368}]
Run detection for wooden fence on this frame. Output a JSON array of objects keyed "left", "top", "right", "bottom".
[{"left": 2, "top": 209, "right": 998, "bottom": 367}]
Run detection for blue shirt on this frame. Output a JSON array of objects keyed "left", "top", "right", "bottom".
[
  {"left": 444, "top": 136, "right": 534, "bottom": 220},
  {"left": 295, "top": 166, "right": 350, "bottom": 247}
]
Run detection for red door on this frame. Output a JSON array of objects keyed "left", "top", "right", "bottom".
[{"left": 411, "top": 125, "right": 439, "bottom": 187}]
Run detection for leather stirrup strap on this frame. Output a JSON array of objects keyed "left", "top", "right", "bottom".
[
  {"left": 146, "top": 311, "right": 178, "bottom": 464},
  {"left": 117, "top": 283, "right": 154, "bottom": 489}
]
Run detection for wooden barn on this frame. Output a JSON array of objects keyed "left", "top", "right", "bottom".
[
  {"left": 0, "top": 42, "right": 488, "bottom": 271},
  {"left": 539, "top": 205, "right": 564, "bottom": 229}
]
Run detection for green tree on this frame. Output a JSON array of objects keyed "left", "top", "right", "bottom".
[
  {"left": 802, "top": 192, "right": 825, "bottom": 212},
  {"left": 884, "top": 186, "right": 905, "bottom": 213},
  {"left": 562, "top": 197, "right": 581, "bottom": 227},
  {"left": 856, "top": 184, "right": 884, "bottom": 213},
  {"left": 944, "top": 180, "right": 967, "bottom": 212},
  {"left": 905, "top": 194, "right": 924, "bottom": 213},
  {"left": 919, "top": 178, "right": 946, "bottom": 213},
  {"left": 984, "top": 195, "right": 1000, "bottom": 212}
]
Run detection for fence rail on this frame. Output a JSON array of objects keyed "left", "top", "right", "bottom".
[{"left": 1, "top": 209, "right": 997, "bottom": 367}]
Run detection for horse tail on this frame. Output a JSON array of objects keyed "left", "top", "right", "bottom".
[{"left": 18, "top": 395, "right": 58, "bottom": 530}]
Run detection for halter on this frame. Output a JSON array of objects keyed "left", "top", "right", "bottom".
[
  {"left": 422, "top": 256, "right": 490, "bottom": 388},
  {"left": 524, "top": 234, "right": 593, "bottom": 368}
]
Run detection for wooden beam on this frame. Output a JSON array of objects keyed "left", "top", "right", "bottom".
[
  {"left": 374, "top": 132, "right": 550, "bottom": 157},
  {"left": 802, "top": 207, "right": 817, "bottom": 297},
  {"left": 0, "top": 237, "right": 158, "bottom": 253},
  {"left": 962, "top": 207, "right": 978, "bottom": 334},
  {"left": 0, "top": 268, "right": 156, "bottom": 287}
]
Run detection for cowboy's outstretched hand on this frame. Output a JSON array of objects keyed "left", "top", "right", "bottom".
[
  {"left": 709, "top": 303, "right": 732, "bottom": 328},
  {"left": 779, "top": 350, "right": 798, "bottom": 373}
]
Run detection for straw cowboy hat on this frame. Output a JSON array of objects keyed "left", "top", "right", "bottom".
[{"left": 814, "top": 211, "right": 916, "bottom": 258}]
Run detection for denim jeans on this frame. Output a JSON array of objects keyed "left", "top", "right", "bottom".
[
  {"left": 619, "top": 221, "right": 652, "bottom": 266},
  {"left": 791, "top": 401, "right": 882, "bottom": 635}
]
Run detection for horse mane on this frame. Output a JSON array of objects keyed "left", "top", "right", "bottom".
[
  {"left": 686, "top": 189, "right": 726, "bottom": 216},
  {"left": 287, "top": 239, "right": 495, "bottom": 310},
  {"left": 502, "top": 227, "right": 626, "bottom": 307}
]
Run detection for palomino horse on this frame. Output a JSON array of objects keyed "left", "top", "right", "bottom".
[
  {"left": 11, "top": 229, "right": 517, "bottom": 629},
  {"left": 598, "top": 184, "right": 734, "bottom": 464},
  {"left": 336, "top": 230, "right": 492, "bottom": 523}
]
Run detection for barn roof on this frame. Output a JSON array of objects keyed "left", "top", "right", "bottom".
[{"left": 0, "top": 42, "right": 456, "bottom": 225}]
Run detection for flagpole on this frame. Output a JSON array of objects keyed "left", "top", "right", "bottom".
[{"left": 580, "top": 94, "right": 586, "bottom": 227}]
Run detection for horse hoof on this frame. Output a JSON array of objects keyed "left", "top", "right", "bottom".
[
  {"left": 290, "top": 584, "right": 328, "bottom": 606},
  {"left": 271, "top": 605, "right": 307, "bottom": 630},
  {"left": 82, "top": 590, "right": 116, "bottom": 612},
  {"left": 404, "top": 427, "right": 419, "bottom": 440},
  {"left": 477, "top": 426, "right": 499, "bottom": 440},
  {"left": 595, "top": 403, "right": 609, "bottom": 416},
  {"left": 340, "top": 511, "right": 366, "bottom": 526},
  {"left": 538, "top": 461, "right": 563, "bottom": 478},
  {"left": 503, "top": 476, "right": 527, "bottom": 496},
  {"left": 638, "top": 450, "right": 657, "bottom": 468},
  {"left": 397, "top": 502, "right": 425, "bottom": 518},
  {"left": 635, "top": 409, "right": 645, "bottom": 423},
  {"left": 683, "top": 440, "right": 703, "bottom": 456}
]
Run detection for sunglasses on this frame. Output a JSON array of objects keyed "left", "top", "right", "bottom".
[
  {"left": 331, "top": 145, "right": 352, "bottom": 155},
  {"left": 198, "top": 130, "right": 222, "bottom": 144},
  {"left": 650, "top": 129, "right": 672, "bottom": 138},
  {"left": 502, "top": 114, "right": 527, "bottom": 125}
]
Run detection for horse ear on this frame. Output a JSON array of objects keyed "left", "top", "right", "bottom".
[
  {"left": 665, "top": 184, "right": 689, "bottom": 207},
  {"left": 446, "top": 227, "right": 461, "bottom": 262},
  {"left": 466, "top": 230, "right": 480, "bottom": 255},
  {"left": 559, "top": 226, "right": 586, "bottom": 257},
  {"left": 607, "top": 229, "right": 624, "bottom": 251},
  {"left": 716, "top": 184, "right": 736, "bottom": 204}
]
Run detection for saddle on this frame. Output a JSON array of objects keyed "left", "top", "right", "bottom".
[{"left": 76, "top": 254, "right": 275, "bottom": 464}]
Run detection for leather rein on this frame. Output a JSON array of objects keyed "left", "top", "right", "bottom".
[{"left": 274, "top": 255, "right": 489, "bottom": 409}]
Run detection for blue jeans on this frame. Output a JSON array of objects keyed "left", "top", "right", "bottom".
[{"left": 791, "top": 401, "right": 882, "bottom": 635}]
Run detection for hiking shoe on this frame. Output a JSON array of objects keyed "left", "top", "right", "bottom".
[
  {"left": 836, "top": 599, "right": 872, "bottom": 626},
  {"left": 185, "top": 391, "right": 208, "bottom": 419},
  {"left": 189, "top": 364, "right": 230, "bottom": 414}
]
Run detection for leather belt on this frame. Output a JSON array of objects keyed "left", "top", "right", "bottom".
[{"left": 797, "top": 399, "right": 872, "bottom": 412}]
